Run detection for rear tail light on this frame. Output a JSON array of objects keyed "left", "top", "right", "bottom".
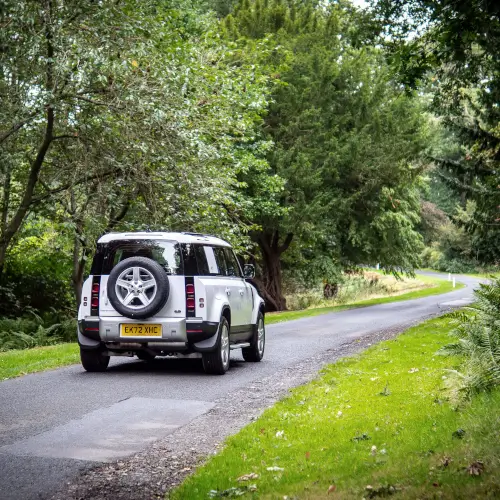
[
  {"left": 90, "top": 277, "right": 100, "bottom": 316},
  {"left": 185, "top": 279, "right": 195, "bottom": 315}
]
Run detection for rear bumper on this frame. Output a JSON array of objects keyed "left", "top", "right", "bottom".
[{"left": 78, "top": 318, "right": 218, "bottom": 351}]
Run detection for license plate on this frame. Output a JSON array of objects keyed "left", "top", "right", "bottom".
[{"left": 120, "top": 324, "right": 162, "bottom": 337}]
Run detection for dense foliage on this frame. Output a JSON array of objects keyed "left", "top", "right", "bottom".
[
  {"left": 375, "top": 0, "right": 500, "bottom": 269},
  {"left": 225, "top": 0, "right": 428, "bottom": 309},
  {"left": 0, "top": 0, "right": 271, "bottom": 310},
  {"left": 1, "top": 0, "right": 453, "bottom": 324}
]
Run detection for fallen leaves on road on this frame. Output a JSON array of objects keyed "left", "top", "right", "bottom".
[{"left": 327, "top": 484, "right": 336, "bottom": 494}]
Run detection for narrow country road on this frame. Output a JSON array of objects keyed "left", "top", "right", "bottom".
[{"left": 0, "top": 272, "right": 481, "bottom": 500}]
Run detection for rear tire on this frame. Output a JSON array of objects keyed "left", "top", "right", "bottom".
[
  {"left": 202, "top": 317, "right": 230, "bottom": 375},
  {"left": 80, "top": 347, "right": 110, "bottom": 372},
  {"left": 242, "top": 312, "right": 265, "bottom": 362}
]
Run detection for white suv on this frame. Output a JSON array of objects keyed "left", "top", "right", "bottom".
[{"left": 77, "top": 232, "right": 265, "bottom": 374}]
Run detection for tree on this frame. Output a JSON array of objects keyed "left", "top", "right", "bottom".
[
  {"left": 374, "top": 0, "right": 500, "bottom": 264},
  {"left": 0, "top": 0, "right": 271, "bottom": 304},
  {"left": 227, "top": 0, "right": 428, "bottom": 310}
]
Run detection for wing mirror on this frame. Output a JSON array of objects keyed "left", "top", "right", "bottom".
[{"left": 243, "top": 264, "right": 255, "bottom": 279}]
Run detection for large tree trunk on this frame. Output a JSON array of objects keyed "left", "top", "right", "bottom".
[
  {"left": 254, "top": 230, "right": 293, "bottom": 312},
  {"left": 72, "top": 233, "right": 87, "bottom": 309}
]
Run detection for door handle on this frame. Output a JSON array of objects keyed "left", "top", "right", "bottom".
[{"left": 225, "top": 287, "right": 231, "bottom": 296}]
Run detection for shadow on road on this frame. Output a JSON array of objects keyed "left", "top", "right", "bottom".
[{"left": 79, "top": 357, "right": 247, "bottom": 377}]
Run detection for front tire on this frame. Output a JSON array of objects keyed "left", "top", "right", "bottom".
[
  {"left": 202, "top": 317, "right": 230, "bottom": 375},
  {"left": 80, "top": 347, "right": 110, "bottom": 372},
  {"left": 242, "top": 312, "right": 265, "bottom": 362}
]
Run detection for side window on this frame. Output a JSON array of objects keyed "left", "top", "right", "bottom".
[
  {"left": 223, "top": 248, "right": 242, "bottom": 277},
  {"left": 181, "top": 244, "right": 198, "bottom": 276},
  {"left": 181, "top": 244, "right": 212, "bottom": 276},
  {"left": 194, "top": 245, "right": 210, "bottom": 275},
  {"left": 203, "top": 246, "right": 219, "bottom": 275},
  {"left": 212, "top": 247, "right": 229, "bottom": 276}
]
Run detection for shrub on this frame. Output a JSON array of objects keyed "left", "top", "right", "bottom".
[
  {"left": 440, "top": 278, "right": 500, "bottom": 400},
  {"left": 0, "top": 316, "right": 76, "bottom": 351}
]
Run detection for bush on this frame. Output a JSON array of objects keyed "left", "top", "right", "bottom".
[
  {"left": 0, "top": 316, "right": 76, "bottom": 351},
  {"left": 420, "top": 244, "right": 489, "bottom": 274},
  {"left": 440, "top": 278, "right": 500, "bottom": 400}
]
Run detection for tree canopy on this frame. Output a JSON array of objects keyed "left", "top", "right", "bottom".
[
  {"left": 224, "top": 0, "right": 428, "bottom": 309},
  {"left": 374, "top": 0, "right": 500, "bottom": 265},
  {"left": 0, "top": 0, "right": 449, "bottom": 314}
]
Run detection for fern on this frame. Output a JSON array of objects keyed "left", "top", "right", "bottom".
[
  {"left": 0, "top": 321, "right": 63, "bottom": 351},
  {"left": 439, "top": 278, "right": 500, "bottom": 400}
]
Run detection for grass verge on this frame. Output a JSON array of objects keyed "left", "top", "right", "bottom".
[
  {"left": 170, "top": 315, "right": 500, "bottom": 500},
  {"left": 267, "top": 274, "right": 463, "bottom": 325},
  {"left": 0, "top": 343, "right": 79, "bottom": 380}
]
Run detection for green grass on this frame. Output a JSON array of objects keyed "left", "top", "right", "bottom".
[
  {"left": 266, "top": 274, "right": 463, "bottom": 325},
  {"left": 0, "top": 343, "right": 79, "bottom": 380},
  {"left": 170, "top": 316, "right": 500, "bottom": 500}
]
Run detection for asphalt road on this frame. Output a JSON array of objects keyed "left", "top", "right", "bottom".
[{"left": 0, "top": 272, "right": 481, "bottom": 500}]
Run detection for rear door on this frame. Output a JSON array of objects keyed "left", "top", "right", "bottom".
[
  {"left": 211, "top": 246, "right": 245, "bottom": 327},
  {"left": 94, "top": 240, "right": 185, "bottom": 319},
  {"left": 223, "top": 247, "right": 252, "bottom": 326}
]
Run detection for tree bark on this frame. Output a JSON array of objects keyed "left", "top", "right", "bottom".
[
  {"left": 72, "top": 233, "right": 87, "bottom": 309},
  {"left": 254, "top": 230, "right": 293, "bottom": 312},
  {"left": 0, "top": 164, "right": 12, "bottom": 277}
]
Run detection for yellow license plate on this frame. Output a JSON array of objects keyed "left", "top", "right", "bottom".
[{"left": 120, "top": 324, "right": 162, "bottom": 337}]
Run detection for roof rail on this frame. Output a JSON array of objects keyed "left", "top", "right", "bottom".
[{"left": 181, "top": 232, "right": 208, "bottom": 237}]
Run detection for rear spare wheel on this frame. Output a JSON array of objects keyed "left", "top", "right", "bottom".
[{"left": 107, "top": 256, "right": 170, "bottom": 319}]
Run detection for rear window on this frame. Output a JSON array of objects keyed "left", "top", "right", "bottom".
[{"left": 92, "top": 240, "right": 183, "bottom": 275}]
